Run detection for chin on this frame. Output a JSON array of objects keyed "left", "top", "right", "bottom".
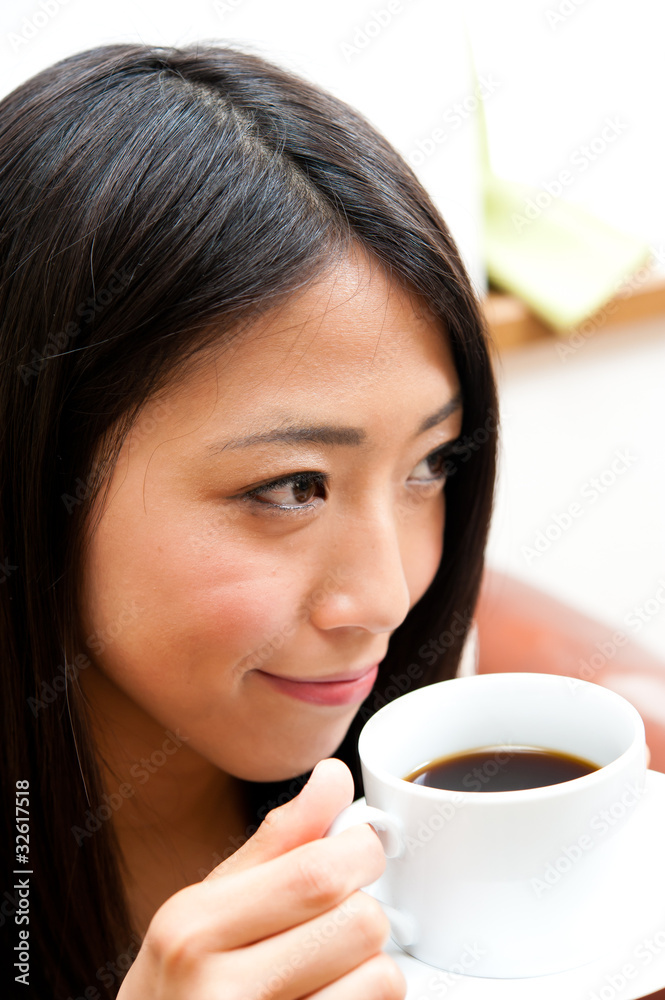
[{"left": 228, "top": 726, "right": 354, "bottom": 785}]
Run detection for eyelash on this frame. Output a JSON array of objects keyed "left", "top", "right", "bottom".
[{"left": 238, "top": 442, "right": 457, "bottom": 515}]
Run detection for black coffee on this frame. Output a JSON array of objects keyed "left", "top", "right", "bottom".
[{"left": 404, "top": 745, "right": 600, "bottom": 792}]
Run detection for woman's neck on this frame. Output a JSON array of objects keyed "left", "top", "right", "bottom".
[
  {"left": 79, "top": 664, "right": 252, "bottom": 937},
  {"left": 115, "top": 768, "right": 251, "bottom": 938}
]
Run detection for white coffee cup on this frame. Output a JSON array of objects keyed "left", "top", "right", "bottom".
[{"left": 326, "top": 672, "right": 647, "bottom": 978}]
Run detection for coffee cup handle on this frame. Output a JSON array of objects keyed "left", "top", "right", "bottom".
[{"left": 325, "top": 804, "right": 418, "bottom": 946}]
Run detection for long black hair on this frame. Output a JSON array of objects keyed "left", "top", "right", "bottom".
[{"left": 0, "top": 43, "right": 497, "bottom": 998}]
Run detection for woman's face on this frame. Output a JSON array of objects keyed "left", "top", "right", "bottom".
[{"left": 79, "top": 254, "right": 462, "bottom": 782}]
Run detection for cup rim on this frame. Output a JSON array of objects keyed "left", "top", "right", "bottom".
[{"left": 357, "top": 671, "right": 646, "bottom": 802}]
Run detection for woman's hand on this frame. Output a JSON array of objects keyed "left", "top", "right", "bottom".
[{"left": 117, "top": 758, "right": 406, "bottom": 999}]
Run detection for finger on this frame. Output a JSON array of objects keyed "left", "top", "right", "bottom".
[
  {"left": 215, "top": 889, "right": 393, "bottom": 1000},
  {"left": 646, "top": 744, "right": 652, "bottom": 768},
  {"left": 156, "top": 822, "right": 386, "bottom": 953},
  {"left": 206, "top": 757, "right": 354, "bottom": 879},
  {"left": 300, "top": 951, "right": 407, "bottom": 1000}
]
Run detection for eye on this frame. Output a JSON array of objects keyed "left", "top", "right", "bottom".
[
  {"left": 409, "top": 442, "right": 456, "bottom": 484},
  {"left": 240, "top": 472, "right": 328, "bottom": 513},
  {"left": 236, "top": 441, "right": 458, "bottom": 517}
]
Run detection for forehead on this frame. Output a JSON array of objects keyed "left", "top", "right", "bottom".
[{"left": 166, "top": 255, "right": 459, "bottom": 421}]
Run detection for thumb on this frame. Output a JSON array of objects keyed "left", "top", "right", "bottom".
[{"left": 205, "top": 757, "right": 355, "bottom": 880}]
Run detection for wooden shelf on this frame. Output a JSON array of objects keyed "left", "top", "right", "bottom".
[{"left": 482, "top": 272, "right": 665, "bottom": 351}]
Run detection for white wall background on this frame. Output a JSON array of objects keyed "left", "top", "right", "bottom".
[{"left": 2, "top": 0, "right": 664, "bottom": 656}]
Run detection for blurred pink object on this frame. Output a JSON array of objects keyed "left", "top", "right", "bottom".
[{"left": 475, "top": 569, "right": 665, "bottom": 774}]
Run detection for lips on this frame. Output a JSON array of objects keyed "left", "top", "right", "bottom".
[{"left": 255, "top": 662, "right": 380, "bottom": 706}]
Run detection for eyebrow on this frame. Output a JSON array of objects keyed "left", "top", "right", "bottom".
[{"left": 208, "top": 391, "right": 463, "bottom": 453}]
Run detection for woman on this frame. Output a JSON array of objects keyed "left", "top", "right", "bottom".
[{"left": 0, "top": 43, "right": 497, "bottom": 997}]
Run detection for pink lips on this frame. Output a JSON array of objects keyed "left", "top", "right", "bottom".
[{"left": 256, "top": 663, "right": 380, "bottom": 706}]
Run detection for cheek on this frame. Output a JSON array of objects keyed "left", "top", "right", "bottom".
[
  {"left": 403, "top": 492, "right": 446, "bottom": 602},
  {"left": 80, "top": 501, "right": 302, "bottom": 695},
  {"left": 80, "top": 510, "right": 356, "bottom": 781}
]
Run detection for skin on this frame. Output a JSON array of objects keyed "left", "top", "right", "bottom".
[{"left": 79, "top": 250, "right": 462, "bottom": 997}]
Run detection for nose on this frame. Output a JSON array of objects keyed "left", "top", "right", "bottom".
[{"left": 307, "top": 502, "right": 413, "bottom": 635}]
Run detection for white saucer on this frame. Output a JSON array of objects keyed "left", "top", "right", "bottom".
[{"left": 352, "top": 769, "right": 665, "bottom": 999}]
